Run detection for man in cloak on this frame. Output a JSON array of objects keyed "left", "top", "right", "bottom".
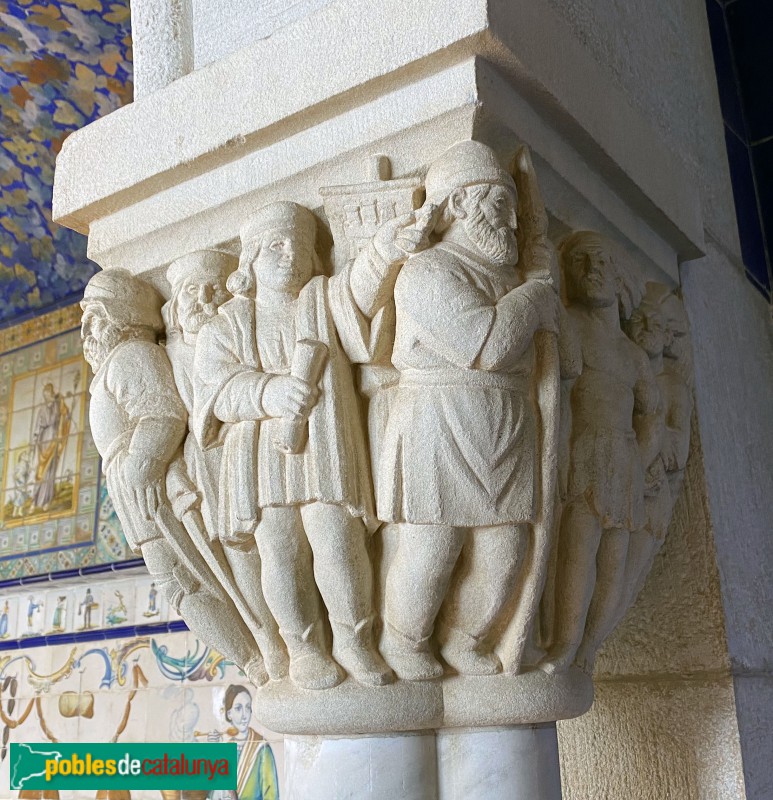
[
  {"left": 193, "top": 200, "right": 425, "bottom": 690},
  {"left": 32, "top": 382, "right": 70, "bottom": 510},
  {"left": 81, "top": 268, "right": 270, "bottom": 685},
  {"left": 164, "top": 250, "right": 286, "bottom": 679}
]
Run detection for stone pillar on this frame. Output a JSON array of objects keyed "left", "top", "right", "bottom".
[
  {"left": 53, "top": 1, "right": 754, "bottom": 797},
  {"left": 130, "top": 0, "right": 193, "bottom": 97},
  {"left": 285, "top": 733, "right": 439, "bottom": 800},
  {"left": 437, "top": 726, "right": 562, "bottom": 800},
  {"left": 285, "top": 726, "right": 563, "bottom": 800}
]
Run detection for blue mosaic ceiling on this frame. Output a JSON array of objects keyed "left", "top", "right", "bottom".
[{"left": 0, "top": 0, "right": 132, "bottom": 325}]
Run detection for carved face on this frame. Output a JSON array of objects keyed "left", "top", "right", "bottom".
[
  {"left": 224, "top": 690, "right": 252, "bottom": 735},
  {"left": 625, "top": 304, "right": 667, "bottom": 357},
  {"left": 177, "top": 276, "right": 229, "bottom": 335},
  {"left": 458, "top": 184, "right": 519, "bottom": 267},
  {"left": 252, "top": 227, "right": 314, "bottom": 295},
  {"left": 565, "top": 242, "right": 618, "bottom": 307},
  {"left": 81, "top": 302, "right": 121, "bottom": 370}
]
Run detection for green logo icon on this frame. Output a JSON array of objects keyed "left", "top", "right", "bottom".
[{"left": 10, "top": 742, "right": 237, "bottom": 791}]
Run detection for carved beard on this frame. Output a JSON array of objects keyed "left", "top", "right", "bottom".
[
  {"left": 83, "top": 325, "right": 125, "bottom": 370},
  {"left": 181, "top": 302, "right": 218, "bottom": 335},
  {"left": 464, "top": 204, "right": 518, "bottom": 267}
]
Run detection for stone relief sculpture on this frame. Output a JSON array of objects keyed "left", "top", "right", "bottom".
[
  {"left": 81, "top": 269, "right": 270, "bottom": 686},
  {"left": 81, "top": 140, "right": 693, "bottom": 732},
  {"left": 163, "top": 251, "right": 288, "bottom": 682},
  {"left": 620, "top": 282, "right": 694, "bottom": 610},
  {"left": 541, "top": 232, "right": 660, "bottom": 675},
  {"left": 191, "top": 201, "right": 425, "bottom": 691},
  {"left": 379, "top": 141, "right": 559, "bottom": 680}
]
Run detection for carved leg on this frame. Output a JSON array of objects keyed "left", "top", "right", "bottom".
[
  {"left": 221, "top": 539, "right": 289, "bottom": 680},
  {"left": 140, "top": 538, "right": 264, "bottom": 684},
  {"left": 256, "top": 506, "right": 340, "bottom": 690},
  {"left": 541, "top": 499, "right": 602, "bottom": 674},
  {"left": 439, "top": 523, "right": 529, "bottom": 675},
  {"left": 382, "top": 523, "right": 466, "bottom": 680},
  {"left": 301, "top": 502, "right": 393, "bottom": 686},
  {"left": 574, "top": 528, "right": 630, "bottom": 673}
]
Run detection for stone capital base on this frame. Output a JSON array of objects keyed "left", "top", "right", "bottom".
[{"left": 256, "top": 667, "right": 592, "bottom": 735}]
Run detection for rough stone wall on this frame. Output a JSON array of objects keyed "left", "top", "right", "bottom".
[
  {"left": 549, "top": 1, "right": 773, "bottom": 798},
  {"left": 559, "top": 423, "right": 747, "bottom": 799},
  {"left": 546, "top": 0, "right": 739, "bottom": 254}
]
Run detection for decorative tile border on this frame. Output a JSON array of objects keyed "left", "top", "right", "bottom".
[
  {"left": 0, "top": 303, "right": 82, "bottom": 355},
  {"left": 0, "top": 567, "right": 185, "bottom": 650}
]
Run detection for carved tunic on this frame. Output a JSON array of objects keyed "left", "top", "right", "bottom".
[
  {"left": 89, "top": 339, "right": 187, "bottom": 550},
  {"left": 193, "top": 274, "right": 377, "bottom": 539},
  {"left": 379, "top": 242, "right": 540, "bottom": 527}
]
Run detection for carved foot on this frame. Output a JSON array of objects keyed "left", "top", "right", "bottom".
[
  {"left": 244, "top": 655, "right": 270, "bottom": 687},
  {"left": 331, "top": 618, "right": 394, "bottom": 687},
  {"left": 440, "top": 627, "right": 502, "bottom": 676},
  {"left": 381, "top": 623, "right": 444, "bottom": 681},
  {"left": 334, "top": 645, "right": 394, "bottom": 686},
  {"left": 289, "top": 651, "right": 342, "bottom": 691},
  {"left": 573, "top": 643, "right": 597, "bottom": 675},
  {"left": 538, "top": 643, "right": 577, "bottom": 675},
  {"left": 253, "top": 630, "right": 290, "bottom": 681},
  {"left": 384, "top": 649, "right": 444, "bottom": 682}
]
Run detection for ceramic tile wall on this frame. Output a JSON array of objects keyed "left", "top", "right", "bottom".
[
  {"left": 705, "top": 0, "right": 773, "bottom": 300},
  {"left": 0, "top": 0, "right": 133, "bottom": 325},
  {"left": 0, "top": 570, "right": 183, "bottom": 650},
  {"left": 0, "top": 627, "right": 284, "bottom": 799}
]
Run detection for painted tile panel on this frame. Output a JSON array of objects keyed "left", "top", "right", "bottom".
[
  {"left": 0, "top": 632, "right": 284, "bottom": 799},
  {"left": 0, "top": 305, "right": 133, "bottom": 579}
]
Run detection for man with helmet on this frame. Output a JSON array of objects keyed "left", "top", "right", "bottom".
[{"left": 379, "top": 140, "right": 559, "bottom": 680}]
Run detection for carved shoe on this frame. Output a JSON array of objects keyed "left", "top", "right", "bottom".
[
  {"left": 285, "top": 624, "right": 342, "bottom": 691},
  {"left": 381, "top": 623, "right": 444, "bottom": 681},
  {"left": 538, "top": 641, "right": 578, "bottom": 675},
  {"left": 440, "top": 626, "right": 501, "bottom": 676},
  {"left": 243, "top": 654, "right": 270, "bottom": 687},
  {"left": 330, "top": 618, "right": 394, "bottom": 687}
]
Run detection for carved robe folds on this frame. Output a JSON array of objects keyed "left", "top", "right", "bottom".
[
  {"left": 193, "top": 268, "right": 383, "bottom": 540},
  {"left": 381, "top": 241, "right": 544, "bottom": 526},
  {"left": 90, "top": 339, "right": 186, "bottom": 552}
]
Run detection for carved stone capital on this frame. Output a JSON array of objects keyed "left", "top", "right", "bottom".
[{"left": 81, "top": 142, "right": 693, "bottom": 736}]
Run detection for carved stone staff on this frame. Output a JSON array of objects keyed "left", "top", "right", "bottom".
[{"left": 500, "top": 146, "right": 561, "bottom": 673}]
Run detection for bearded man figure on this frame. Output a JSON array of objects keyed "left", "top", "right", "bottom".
[
  {"left": 163, "top": 252, "right": 287, "bottom": 680},
  {"left": 81, "top": 268, "right": 267, "bottom": 685},
  {"left": 379, "top": 141, "right": 559, "bottom": 681}
]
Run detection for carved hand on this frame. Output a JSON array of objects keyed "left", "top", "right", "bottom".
[
  {"left": 121, "top": 452, "right": 166, "bottom": 519},
  {"left": 262, "top": 375, "right": 319, "bottom": 419},
  {"left": 373, "top": 207, "right": 436, "bottom": 264}
]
